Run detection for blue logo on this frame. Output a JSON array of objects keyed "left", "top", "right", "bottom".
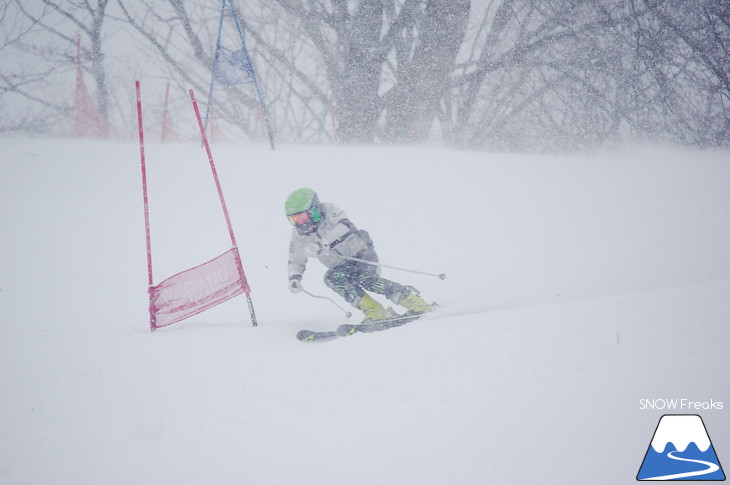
[{"left": 637, "top": 414, "right": 725, "bottom": 481}]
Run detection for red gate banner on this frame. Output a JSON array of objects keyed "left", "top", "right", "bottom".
[
  {"left": 150, "top": 248, "right": 249, "bottom": 329},
  {"left": 137, "top": 81, "right": 257, "bottom": 330}
]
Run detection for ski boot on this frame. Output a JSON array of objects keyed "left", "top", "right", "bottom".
[
  {"left": 338, "top": 294, "right": 400, "bottom": 337},
  {"left": 397, "top": 286, "right": 436, "bottom": 315},
  {"left": 356, "top": 293, "right": 391, "bottom": 323}
]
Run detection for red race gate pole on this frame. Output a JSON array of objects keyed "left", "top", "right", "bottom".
[
  {"left": 189, "top": 88, "right": 258, "bottom": 327},
  {"left": 135, "top": 81, "right": 156, "bottom": 331}
]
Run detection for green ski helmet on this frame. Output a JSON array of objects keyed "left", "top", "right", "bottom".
[{"left": 285, "top": 188, "right": 322, "bottom": 234}]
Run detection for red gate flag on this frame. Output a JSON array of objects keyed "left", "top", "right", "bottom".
[
  {"left": 75, "top": 35, "right": 110, "bottom": 138},
  {"left": 136, "top": 81, "right": 258, "bottom": 331},
  {"left": 150, "top": 248, "right": 249, "bottom": 329},
  {"left": 160, "top": 82, "right": 178, "bottom": 142}
]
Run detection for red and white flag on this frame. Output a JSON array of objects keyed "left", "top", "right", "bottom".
[{"left": 149, "top": 248, "right": 249, "bottom": 329}]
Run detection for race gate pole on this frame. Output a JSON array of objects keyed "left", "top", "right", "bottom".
[
  {"left": 189, "top": 88, "right": 258, "bottom": 327},
  {"left": 135, "top": 81, "right": 157, "bottom": 331}
]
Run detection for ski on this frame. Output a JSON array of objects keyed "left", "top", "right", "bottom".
[
  {"left": 295, "top": 328, "right": 341, "bottom": 342},
  {"left": 296, "top": 310, "right": 427, "bottom": 343}
]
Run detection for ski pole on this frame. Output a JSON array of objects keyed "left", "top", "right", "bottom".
[
  {"left": 302, "top": 289, "right": 353, "bottom": 318},
  {"left": 342, "top": 256, "right": 447, "bottom": 280}
]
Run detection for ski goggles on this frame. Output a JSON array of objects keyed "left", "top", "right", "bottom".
[{"left": 288, "top": 211, "right": 311, "bottom": 226}]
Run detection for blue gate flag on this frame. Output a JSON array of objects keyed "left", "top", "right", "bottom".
[
  {"left": 215, "top": 47, "right": 254, "bottom": 86},
  {"left": 205, "top": 0, "right": 275, "bottom": 149}
]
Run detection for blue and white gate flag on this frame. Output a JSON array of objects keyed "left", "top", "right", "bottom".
[{"left": 214, "top": 47, "right": 254, "bottom": 86}]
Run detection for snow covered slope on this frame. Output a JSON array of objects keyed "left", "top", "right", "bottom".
[{"left": 1, "top": 138, "right": 729, "bottom": 484}]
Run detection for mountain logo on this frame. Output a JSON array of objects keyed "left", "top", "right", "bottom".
[{"left": 637, "top": 414, "right": 726, "bottom": 481}]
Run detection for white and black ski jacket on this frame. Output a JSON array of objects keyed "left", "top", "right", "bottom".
[{"left": 288, "top": 202, "right": 371, "bottom": 279}]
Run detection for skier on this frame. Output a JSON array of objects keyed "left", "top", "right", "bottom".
[{"left": 285, "top": 188, "right": 435, "bottom": 323}]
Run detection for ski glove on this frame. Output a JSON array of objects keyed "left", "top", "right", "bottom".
[
  {"left": 305, "top": 241, "right": 329, "bottom": 258},
  {"left": 289, "top": 275, "right": 303, "bottom": 293}
]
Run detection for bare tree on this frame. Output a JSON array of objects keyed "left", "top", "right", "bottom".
[
  {"left": 116, "top": 0, "right": 470, "bottom": 144},
  {"left": 441, "top": 0, "right": 729, "bottom": 151},
  {"left": 443, "top": 0, "right": 635, "bottom": 150},
  {"left": 116, "top": 0, "right": 273, "bottom": 141},
  {"left": 381, "top": 0, "right": 470, "bottom": 141},
  {"left": 266, "top": 0, "right": 469, "bottom": 143},
  {"left": 1, "top": 2, "right": 69, "bottom": 134},
  {"left": 632, "top": 0, "right": 730, "bottom": 145},
  {"left": 2, "top": 0, "right": 728, "bottom": 149},
  {"left": 12, "top": 1, "right": 112, "bottom": 119}
]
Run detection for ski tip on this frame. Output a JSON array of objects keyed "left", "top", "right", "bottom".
[
  {"left": 296, "top": 330, "right": 315, "bottom": 342},
  {"left": 297, "top": 329, "right": 341, "bottom": 343}
]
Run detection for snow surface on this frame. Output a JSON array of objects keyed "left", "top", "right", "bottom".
[{"left": 1, "top": 138, "right": 729, "bottom": 484}]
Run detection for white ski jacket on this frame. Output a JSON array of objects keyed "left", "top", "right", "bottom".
[{"left": 288, "top": 202, "right": 371, "bottom": 278}]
